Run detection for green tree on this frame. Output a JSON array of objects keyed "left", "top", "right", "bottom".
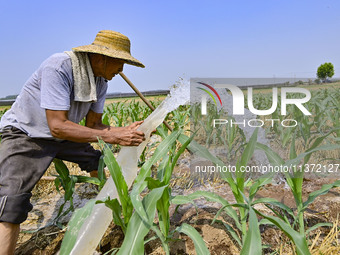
[{"left": 317, "top": 62, "right": 334, "bottom": 82}]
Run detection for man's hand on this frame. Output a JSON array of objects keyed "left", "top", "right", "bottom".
[{"left": 108, "top": 121, "right": 145, "bottom": 146}]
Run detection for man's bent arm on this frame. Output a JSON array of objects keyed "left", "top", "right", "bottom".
[
  {"left": 45, "top": 110, "right": 145, "bottom": 146},
  {"left": 85, "top": 110, "right": 111, "bottom": 130}
]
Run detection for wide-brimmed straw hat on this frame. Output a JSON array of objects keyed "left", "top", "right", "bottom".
[{"left": 72, "top": 30, "right": 144, "bottom": 68}]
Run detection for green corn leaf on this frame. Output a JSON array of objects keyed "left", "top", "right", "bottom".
[
  {"left": 117, "top": 185, "right": 167, "bottom": 255},
  {"left": 131, "top": 130, "right": 181, "bottom": 224},
  {"left": 248, "top": 174, "right": 274, "bottom": 201},
  {"left": 239, "top": 128, "right": 258, "bottom": 170},
  {"left": 171, "top": 190, "right": 241, "bottom": 231},
  {"left": 59, "top": 199, "right": 96, "bottom": 255},
  {"left": 64, "top": 176, "right": 77, "bottom": 201},
  {"left": 99, "top": 140, "right": 132, "bottom": 224},
  {"left": 214, "top": 219, "right": 242, "bottom": 247},
  {"left": 96, "top": 197, "right": 126, "bottom": 233},
  {"left": 98, "top": 155, "right": 107, "bottom": 182},
  {"left": 254, "top": 209, "right": 311, "bottom": 255},
  {"left": 252, "top": 197, "right": 295, "bottom": 220},
  {"left": 54, "top": 177, "right": 61, "bottom": 193},
  {"left": 305, "top": 222, "right": 333, "bottom": 235},
  {"left": 145, "top": 168, "right": 171, "bottom": 237},
  {"left": 259, "top": 219, "right": 275, "bottom": 226},
  {"left": 303, "top": 180, "right": 340, "bottom": 210},
  {"left": 290, "top": 133, "right": 297, "bottom": 160},
  {"left": 136, "top": 130, "right": 182, "bottom": 184},
  {"left": 167, "top": 133, "right": 194, "bottom": 183},
  {"left": 149, "top": 224, "right": 170, "bottom": 255},
  {"left": 240, "top": 207, "right": 262, "bottom": 255},
  {"left": 53, "top": 159, "right": 70, "bottom": 181},
  {"left": 102, "top": 112, "right": 110, "bottom": 125},
  {"left": 255, "top": 143, "right": 285, "bottom": 166},
  {"left": 253, "top": 198, "right": 298, "bottom": 225},
  {"left": 175, "top": 223, "right": 210, "bottom": 255},
  {"left": 285, "top": 144, "right": 340, "bottom": 168},
  {"left": 303, "top": 128, "right": 340, "bottom": 164},
  {"left": 156, "top": 187, "right": 171, "bottom": 237},
  {"left": 145, "top": 177, "right": 163, "bottom": 189},
  {"left": 284, "top": 143, "right": 340, "bottom": 205},
  {"left": 178, "top": 134, "right": 238, "bottom": 194},
  {"left": 156, "top": 154, "right": 169, "bottom": 181},
  {"left": 156, "top": 125, "right": 169, "bottom": 139},
  {"left": 236, "top": 128, "right": 259, "bottom": 197},
  {"left": 282, "top": 127, "right": 293, "bottom": 147},
  {"left": 257, "top": 142, "right": 340, "bottom": 210},
  {"left": 73, "top": 175, "right": 101, "bottom": 186}
]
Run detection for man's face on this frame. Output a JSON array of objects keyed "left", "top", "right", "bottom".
[
  {"left": 89, "top": 54, "right": 125, "bottom": 80},
  {"left": 102, "top": 57, "right": 125, "bottom": 80}
]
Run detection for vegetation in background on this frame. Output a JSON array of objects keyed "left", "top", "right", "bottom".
[
  {"left": 1, "top": 84, "right": 339, "bottom": 254},
  {"left": 317, "top": 62, "right": 335, "bottom": 82}
]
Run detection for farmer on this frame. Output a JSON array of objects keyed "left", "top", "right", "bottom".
[{"left": 0, "top": 30, "right": 145, "bottom": 254}]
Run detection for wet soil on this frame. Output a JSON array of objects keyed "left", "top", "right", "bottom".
[
  {"left": 14, "top": 144, "right": 340, "bottom": 255},
  {"left": 14, "top": 172, "right": 340, "bottom": 255}
]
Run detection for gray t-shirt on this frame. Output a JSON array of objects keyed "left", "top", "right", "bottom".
[{"left": 0, "top": 53, "right": 108, "bottom": 138}]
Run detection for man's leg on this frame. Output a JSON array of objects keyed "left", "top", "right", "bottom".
[
  {"left": 55, "top": 141, "right": 102, "bottom": 175},
  {"left": 0, "top": 128, "right": 57, "bottom": 253},
  {"left": 0, "top": 222, "right": 19, "bottom": 255}
]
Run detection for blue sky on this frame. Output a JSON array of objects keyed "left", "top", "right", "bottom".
[{"left": 0, "top": 0, "right": 339, "bottom": 97}]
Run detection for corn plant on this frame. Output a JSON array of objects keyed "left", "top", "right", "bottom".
[
  {"left": 60, "top": 130, "right": 209, "bottom": 254},
  {"left": 52, "top": 157, "right": 106, "bottom": 227},
  {"left": 102, "top": 101, "right": 129, "bottom": 127},
  {"left": 128, "top": 99, "right": 155, "bottom": 122},
  {"left": 174, "top": 128, "right": 272, "bottom": 254},
  {"left": 327, "top": 92, "right": 340, "bottom": 138},
  {"left": 254, "top": 129, "right": 340, "bottom": 254},
  {"left": 168, "top": 105, "right": 190, "bottom": 129},
  {"left": 177, "top": 121, "right": 340, "bottom": 254},
  {"left": 116, "top": 130, "right": 208, "bottom": 254}
]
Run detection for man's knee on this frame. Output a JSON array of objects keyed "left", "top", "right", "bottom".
[{"left": 0, "top": 193, "right": 33, "bottom": 224}]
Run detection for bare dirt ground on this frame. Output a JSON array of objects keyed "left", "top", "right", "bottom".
[{"left": 14, "top": 156, "right": 340, "bottom": 255}]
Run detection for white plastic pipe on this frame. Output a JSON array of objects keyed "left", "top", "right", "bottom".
[{"left": 68, "top": 106, "right": 168, "bottom": 255}]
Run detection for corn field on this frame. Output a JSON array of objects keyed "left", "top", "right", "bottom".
[{"left": 1, "top": 85, "right": 340, "bottom": 254}]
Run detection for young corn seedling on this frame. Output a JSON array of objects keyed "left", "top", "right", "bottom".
[
  {"left": 255, "top": 129, "right": 340, "bottom": 254},
  {"left": 175, "top": 128, "right": 270, "bottom": 254},
  {"left": 119, "top": 129, "right": 209, "bottom": 254},
  {"left": 52, "top": 157, "right": 106, "bottom": 227},
  {"left": 168, "top": 105, "right": 190, "bottom": 129},
  {"left": 60, "top": 128, "right": 209, "bottom": 254}
]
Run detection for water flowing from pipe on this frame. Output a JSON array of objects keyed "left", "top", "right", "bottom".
[{"left": 69, "top": 79, "right": 190, "bottom": 255}]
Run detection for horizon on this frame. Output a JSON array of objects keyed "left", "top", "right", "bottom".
[{"left": 3, "top": 77, "right": 338, "bottom": 101}]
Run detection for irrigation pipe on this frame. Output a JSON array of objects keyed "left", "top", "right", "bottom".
[{"left": 119, "top": 72, "right": 173, "bottom": 132}]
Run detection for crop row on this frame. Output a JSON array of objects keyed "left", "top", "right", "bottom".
[{"left": 1, "top": 87, "right": 339, "bottom": 253}]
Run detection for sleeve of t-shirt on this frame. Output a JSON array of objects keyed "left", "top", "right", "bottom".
[
  {"left": 40, "top": 60, "right": 72, "bottom": 111},
  {"left": 90, "top": 79, "right": 108, "bottom": 113}
]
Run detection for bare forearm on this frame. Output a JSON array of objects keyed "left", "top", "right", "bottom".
[
  {"left": 88, "top": 122, "right": 111, "bottom": 131},
  {"left": 46, "top": 110, "right": 145, "bottom": 146},
  {"left": 50, "top": 119, "right": 117, "bottom": 143}
]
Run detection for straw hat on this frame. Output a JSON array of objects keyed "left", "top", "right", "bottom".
[{"left": 72, "top": 30, "right": 144, "bottom": 68}]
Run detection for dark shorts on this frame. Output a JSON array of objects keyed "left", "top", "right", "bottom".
[{"left": 0, "top": 127, "right": 101, "bottom": 224}]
